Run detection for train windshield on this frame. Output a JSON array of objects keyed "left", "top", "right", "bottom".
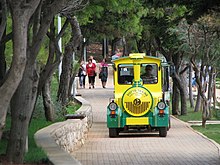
[
  {"left": 118, "top": 63, "right": 158, "bottom": 84},
  {"left": 118, "top": 64, "right": 134, "bottom": 84}
]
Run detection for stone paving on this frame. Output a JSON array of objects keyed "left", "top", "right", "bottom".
[{"left": 72, "top": 67, "right": 220, "bottom": 165}]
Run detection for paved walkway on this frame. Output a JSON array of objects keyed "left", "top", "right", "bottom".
[{"left": 72, "top": 68, "right": 220, "bottom": 165}]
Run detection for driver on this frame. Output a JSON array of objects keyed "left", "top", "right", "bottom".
[{"left": 141, "top": 65, "right": 157, "bottom": 84}]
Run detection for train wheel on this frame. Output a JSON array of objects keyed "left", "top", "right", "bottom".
[
  {"left": 109, "top": 128, "right": 119, "bottom": 138},
  {"left": 159, "top": 127, "right": 167, "bottom": 137}
]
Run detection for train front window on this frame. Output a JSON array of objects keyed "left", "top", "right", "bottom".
[
  {"left": 118, "top": 64, "right": 134, "bottom": 84},
  {"left": 140, "top": 64, "right": 158, "bottom": 84}
]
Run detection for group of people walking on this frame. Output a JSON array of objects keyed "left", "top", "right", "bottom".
[{"left": 78, "top": 56, "right": 108, "bottom": 89}]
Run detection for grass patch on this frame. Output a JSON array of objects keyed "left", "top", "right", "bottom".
[
  {"left": 192, "top": 124, "right": 220, "bottom": 144},
  {"left": 66, "top": 101, "right": 81, "bottom": 114},
  {"left": 25, "top": 118, "right": 53, "bottom": 163},
  {"left": 177, "top": 110, "right": 203, "bottom": 122},
  {"left": 177, "top": 101, "right": 219, "bottom": 122},
  {"left": 0, "top": 117, "right": 54, "bottom": 163}
]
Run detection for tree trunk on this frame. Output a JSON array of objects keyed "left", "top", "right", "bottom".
[
  {"left": 68, "top": 74, "right": 75, "bottom": 99},
  {"left": 179, "top": 71, "right": 188, "bottom": 115},
  {"left": 57, "top": 44, "right": 73, "bottom": 106},
  {"left": 172, "top": 74, "right": 188, "bottom": 115},
  {"left": 57, "top": 17, "right": 82, "bottom": 105},
  {"left": 188, "top": 63, "right": 194, "bottom": 108},
  {"left": 172, "top": 53, "right": 188, "bottom": 115},
  {"left": 207, "top": 67, "right": 214, "bottom": 119},
  {"left": 213, "top": 69, "right": 216, "bottom": 110},
  {"left": 202, "top": 99, "right": 209, "bottom": 128},
  {"left": 193, "top": 60, "right": 202, "bottom": 112},
  {"left": 42, "top": 76, "right": 55, "bottom": 121},
  {"left": 38, "top": 18, "right": 63, "bottom": 121},
  {"left": 0, "top": 29, "right": 6, "bottom": 84},
  {"left": 7, "top": 61, "right": 39, "bottom": 163},
  {"left": 172, "top": 84, "right": 180, "bottom": 115},
  {"left": 194, "top": 92, "right": 201, "bottom": 112},
  {"left": 180, "top": 86, "right": 187, "bottom": 115},
  {"left": 0, "top": 0, "right": 7, "bottom": 40},
  {"left": 67, "top": 17, "right": 82, "bottom": 99},
  {"left": 193, "top": 62, "right": 209, "bottom": 126},
  {"left": 0, "top": 0, "right": 39, "bottom": 140}
]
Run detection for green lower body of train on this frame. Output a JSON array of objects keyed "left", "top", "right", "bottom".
[{"left": 107, "top": 106, "right": 170, "bottom": 137}]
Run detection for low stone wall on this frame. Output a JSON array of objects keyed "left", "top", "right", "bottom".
[
  {"left": 35, "top": 96, "right": 92, "bottom": 165},
  {"left": 51, "top": 117, "right": 89, "bottom": 153}
]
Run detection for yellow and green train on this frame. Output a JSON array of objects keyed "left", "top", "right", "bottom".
[{"left": 107, "top": 53, "right": 171, "bottom": 137}]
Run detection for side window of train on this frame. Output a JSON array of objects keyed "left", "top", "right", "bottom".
[
  {"left": 140, "top": 63, "right": 158, "bottom": 84},
  {"left": 162, "top": 66, "right": 169, "bottom": 91},
  {"left": 118, "top": 64, "right": 134, "bottom": 84}
]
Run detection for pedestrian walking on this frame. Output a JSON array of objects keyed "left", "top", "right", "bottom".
[
  {"left": 99, "top": 58, "right": 108, "bottom": 88},
  {"left": 86, "top": 58, "right": 96, "bottom": 89},
  {"left": 78, "top": 61, "right": 86, "bottom": 88}
]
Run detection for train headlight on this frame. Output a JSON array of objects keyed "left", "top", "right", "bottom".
[
  {"left": 157, "top": 101, "right": 166, "bottom": 110},
  {"left": 108, "top": 101, "right": 118, "bottom": 111}
]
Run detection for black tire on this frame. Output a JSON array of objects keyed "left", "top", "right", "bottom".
[
  {"left": 109, "top": 128, "right": 119, "bottom": 138},
  {"left": 159, "top": 127, "right": 167, "bottom": 137}
]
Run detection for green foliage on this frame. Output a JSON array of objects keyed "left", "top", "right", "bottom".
[
  {"left": 73, "top": 60, "right": 80, "bottom": 73},
  {"left": 66, "top": 101, "right": 81, "bottom": 114},
  {"left": 77, "top": 4, "right": 104, "bottom": 25},
  {"left": 135, "top": 2, "right": 191, "bottom": 54},
  {"left": 170, "top": 14, "right": 220, "bottom": 71},
  {"left": 148, "top": 7, "right": 165, "bottom": 19},
  {"left": 5, "top": 16, "right": 13, "bottom": 67},
  {"left": 76, "top": 0, "right": 145, "bottom": 40},
  {"left": 166, "top": 5, "right": 189, "bottom": 22},
  {"left": 0, "top": 117, "right": 11, "bottom": 155},
  {"left": 37, "top": 38, "right": 49, "bottom": 64}
]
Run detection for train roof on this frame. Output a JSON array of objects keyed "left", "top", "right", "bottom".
[{"left": 111, "top": 54, "right": 162, "bottom": 64}]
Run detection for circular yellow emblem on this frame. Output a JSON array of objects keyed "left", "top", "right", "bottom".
[{"left": 122, "top": 87, "right": 153, "bottom": 116}]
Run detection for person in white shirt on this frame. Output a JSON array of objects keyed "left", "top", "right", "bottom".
[
  {"left": 89, "top": 56, "right": 96, "bottom": 64},
  {"left": 78, "top": 61, "right": 87, "bottom": 88}
]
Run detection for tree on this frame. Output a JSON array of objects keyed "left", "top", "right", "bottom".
[
  {"left": 135, "top": 1, "right": 220, "bottom": 117},
  {"left": 5, "top": 0, "right": 85, "bottom": 163},
  {"left": 77, "top": 0, "right": 145, "bottom": 56},
  {"left": 139, "top": 2, "right": 189, "bottom": 115},
  {"left": 0, "top": 0, "right": 40, "bottom": 141},
  {"left": 37, "top": 17, "right": 67, "bottom": 121},
  {"left": 173, "top": 13, "right": 220, "bottom": 126},
  {"left": 57, "top": 17, "right": 82, "bottom": 106}
]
